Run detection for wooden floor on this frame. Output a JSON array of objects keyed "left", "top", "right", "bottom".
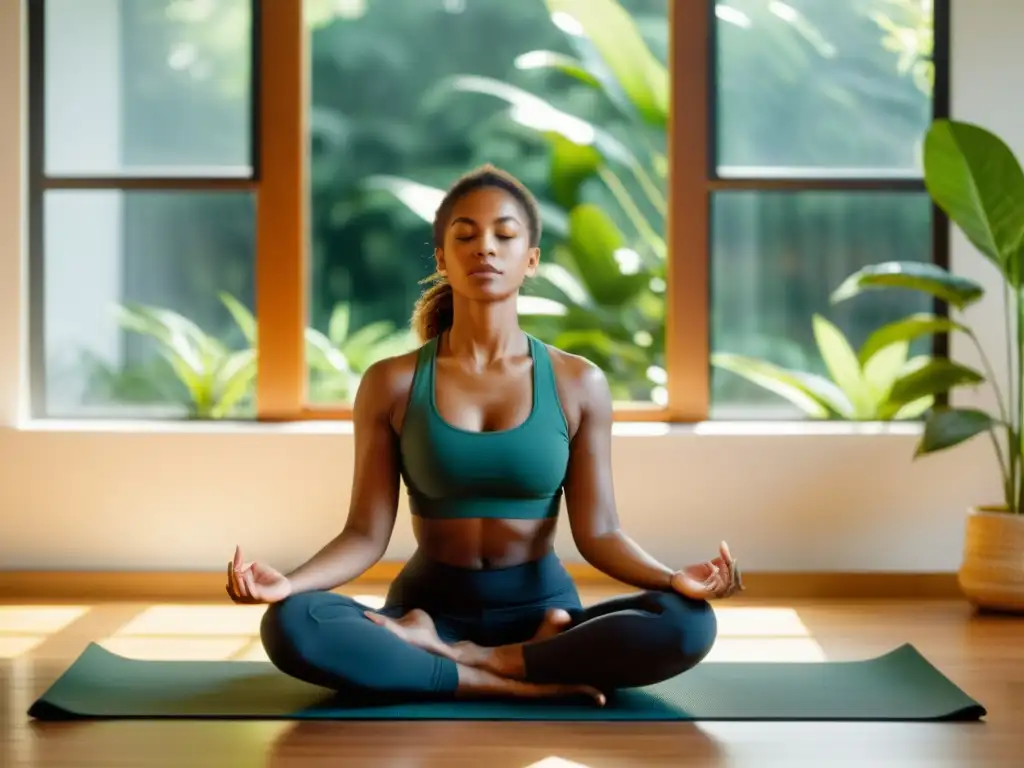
[{"left": 2, "top": 586, "right": 1022, "bottom": 767}]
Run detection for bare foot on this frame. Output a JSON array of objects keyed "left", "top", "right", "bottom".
[
  {"left": 449, "top": 609, "right": 573, "bottom": 679},
  {"left": 455, "top": 663, "right": 605, "bottom": 706},
  {"left": 529, "top": 608, "right": 573, "bottom": 641},
  {"left": 364, "top": 609, "right": 458, "bottom": 660}
]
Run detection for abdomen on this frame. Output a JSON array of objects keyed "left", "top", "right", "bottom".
[{"left": 412, "top": 516, "right": 559, "bottom": 569}]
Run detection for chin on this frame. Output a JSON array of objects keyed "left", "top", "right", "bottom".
[{"left": 457, "top": 276, "right": 518, "bottom": 301}]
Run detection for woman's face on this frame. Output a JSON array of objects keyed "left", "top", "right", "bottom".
[{"left": 436, "top": 186, "right": 539, "bottom": 301}]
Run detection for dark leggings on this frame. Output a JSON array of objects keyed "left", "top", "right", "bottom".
[{"left": 260, "top": 551, "right": 717, "bottom": 697}]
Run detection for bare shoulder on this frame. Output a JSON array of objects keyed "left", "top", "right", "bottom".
[
  {"left": 543, "top": 343, "right": 612, "bottom": 434},
  {"left": 546, "top": 345, "right": 610, "bottom": 397},
  {"left": 353, "top": 346, "right": 422, "bottom": 429}
]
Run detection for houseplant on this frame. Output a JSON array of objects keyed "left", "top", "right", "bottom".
[
  {"left": 831, "top": 118, "right": 1024, "bottom": 612},
  {"left": 711, "top": 312, "right": 980, "bottom": 421}
]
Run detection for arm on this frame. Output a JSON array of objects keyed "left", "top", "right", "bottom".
[
  {"left": 563, "top": 362, "right": 677, "bottom": 591},
  {"left": 284, "top": 360, "right": 402, "bottom": 594}
]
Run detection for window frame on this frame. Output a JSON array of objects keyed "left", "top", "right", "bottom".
[{"left": 26, "top": 0, "right": 951, "bottom": 424}]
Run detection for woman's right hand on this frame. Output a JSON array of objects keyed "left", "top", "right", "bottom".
[{"left": 226, "top": 545, "right": 293, "bottom": 605}]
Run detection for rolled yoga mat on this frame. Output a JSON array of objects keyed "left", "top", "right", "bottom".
[{"left": 28, "top": 642, "right": 985, "bottom": 722}]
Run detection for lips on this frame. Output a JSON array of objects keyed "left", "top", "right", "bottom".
[{"left": 469, "top": 264, "right": 502, "bottom": 275}]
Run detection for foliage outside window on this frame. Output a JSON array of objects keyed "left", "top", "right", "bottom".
[{"left": 29, "top": 0, "right": 948, "bottom": 422}]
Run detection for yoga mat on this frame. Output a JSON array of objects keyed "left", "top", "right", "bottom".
[{"left": 28, "top": 642, "right": 985, "bottom": 722}]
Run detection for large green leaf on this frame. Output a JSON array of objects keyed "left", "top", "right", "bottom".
[
  {"left": 211, "top": 349, "right": 256, "bottom": 418},
  {"left": 567, "top": 204, "right": 650, "bottom": 306},
  {"left": 327, "top": 304, "right": 350, "bottom": 348},
  {"left": 812, "top": 315, "right": 873, "bottom": 418},
  {"left": 831, "top": 261, "right": 985, "bottom": 311},
  {"left": 923, "top": 119, "right": 1024, "bottom": 279},
  {"left": 549, "top": 134, "right": 602, "bottom": 209},
  {"left": 544, "top": 0, "right": 669, "bottom": 126},
  {"left": 862, "top": 340, "right": 909, "bottom": 405},
  {"left": 915, "top": 407, "right": 998, "bottom": 456},
  {"left": 513, "top": 50, "right": 600, "bottom": 88},
  {"left": 448, "top": 76, "right": 637, "bottom": 168},
  {"left": 710, "top": 353, "right": 849, "bottom": 419},
  {"left": 525, "top": 262, "right": 597, "bottom": 310},
  {"left": 890, "top": 395, "right": 935, "bottom": 421},
  {"left": 115, "top": 303, "right": 208, "bottom": 377},
  {"left": 343, "top": 322, "right": 414, "bottom": 371},
  {"left": 219, "top": 292, "right": 255, "bottom": 345},
  {"left": 555, "top": 329, "right": 649, "bottom": 368},
  {"left": 786, "top": 370, "right": 856, "bottom": 418},
  {"left": 363, "top": 176, "right": 443, "bottom": 222},
  {"left": 888, "top": 358, "right": 985, "bottom": 405},
  {"left": 858, "top": 313, "right": 967, "bottom": 365},
  {"left": 305, "top": 328, "right": 350, "bottom": 374}
]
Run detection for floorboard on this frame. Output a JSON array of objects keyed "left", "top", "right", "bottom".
[{"left": 2, "top": 587, "right": 1021, "bottom": 767}]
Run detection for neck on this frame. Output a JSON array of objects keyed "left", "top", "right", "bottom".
[{"left": 445, "top": 294, "right": 525, "bottom": 363}]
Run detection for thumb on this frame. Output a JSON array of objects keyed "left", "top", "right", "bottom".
[{"left": 363, "top": 611, "right": 385, "bottom": 625}]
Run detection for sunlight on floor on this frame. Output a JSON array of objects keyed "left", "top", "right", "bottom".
[
  {"left": 236, "top": 641, "right": 270, "bottom": 661},
  {"left": 0, "top": 605, "right": 91, "bottom": 659},
  {"left": 0, "top": 602, "right": 826, "bottom": 662},
  {"left": 706, "top": 607, "right": 826, "bottom": 661},
  {"left": 0, "top": 636, "right": 47, "bottom": 658},
  {"left": 0, "top": 606, "right": 90, "bottom": 632},
  {"left": 713, "top": 607, "right": 810, "bottom": 637},
  {"left": 115, "top": 604, "right": 267, "bottom": 636},
  {"left": 705, "top": 637, "right": 827, "bottom": 662}
]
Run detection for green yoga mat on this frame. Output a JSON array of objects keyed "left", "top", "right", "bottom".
[{"left": 28, "top": 642, "right": 985, "bottom": 722}]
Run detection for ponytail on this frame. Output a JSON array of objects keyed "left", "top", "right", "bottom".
[{"left": 411, "top": 271, "right": 453, "bottom": 343}]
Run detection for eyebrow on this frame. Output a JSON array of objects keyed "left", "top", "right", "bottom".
[{"left": 450, "top": 215, "right": 520, "bottom": 228}]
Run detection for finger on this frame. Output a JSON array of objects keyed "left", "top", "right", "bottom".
[
  {"left": 364, "top": 611, "right": 388, "bottom": 626},
  {"left": 704, "top": 570, "right": 727, "bottom": 598},
  {"left": 702, "top": 564, "right": 721, "bottom": 588},
  {"left": 235, "top": 568, "right": 251, "bottom": 600},
  {"left": 720, "top": 540, "right": 732, "bottom": 562},
  {"left": 233, "top": 546, "right": 243, "bottom": 570},
  {"left": 226, "top": 562, "right": 241, "bottom": 601},
  {"left": 241, "top": 569, "right": 257, "bottom": 600}
]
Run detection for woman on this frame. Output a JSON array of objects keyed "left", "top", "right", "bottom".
[{"left": 226, "top": 165, "right": 743, "bottom": 706}]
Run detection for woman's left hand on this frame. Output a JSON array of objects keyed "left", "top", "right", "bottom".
[{"left": 670, "top": 541, "right": 744, "bottom": 601}]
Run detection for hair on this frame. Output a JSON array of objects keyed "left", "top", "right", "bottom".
[{"left": 411, "top": 164, "right": 542, "bottom": 343}]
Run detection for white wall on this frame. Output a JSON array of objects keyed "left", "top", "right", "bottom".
[{"left": 0, "top": 0, "right": 1013, "bottom": 573}]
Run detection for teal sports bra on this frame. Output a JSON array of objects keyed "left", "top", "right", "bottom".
[{"left": 399, "top": 333, "right": 570, "bottom": 520}]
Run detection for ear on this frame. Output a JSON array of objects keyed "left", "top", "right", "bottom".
[
  {"left": 434, "top": 247, "right": 446, "bottom": 275},
  {"left": 524, "top": 246, "right": 541, "bottom": 277}
]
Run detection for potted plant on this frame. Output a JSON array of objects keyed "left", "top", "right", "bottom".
[{"left": 832, "top": 118, "right": 1024, "bottom": 612}]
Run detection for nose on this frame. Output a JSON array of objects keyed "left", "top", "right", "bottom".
[{"left": 477, "top": 229, "right": 499, "bottom": 255}]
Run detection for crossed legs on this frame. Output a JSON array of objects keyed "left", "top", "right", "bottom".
[{"left": 261, "top": 587, "right": 717, "bottom": 702}]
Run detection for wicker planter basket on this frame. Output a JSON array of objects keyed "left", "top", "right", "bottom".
[{"left": 958, "top": 506, "right": 1024, "bottom": 612}]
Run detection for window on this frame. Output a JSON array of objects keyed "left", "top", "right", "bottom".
[
  {"left": 708, "top": 0, "right": 946, "bottom": 419},
  {"left": 27, "top": 0, "right": 948, "bottom": 422}
]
